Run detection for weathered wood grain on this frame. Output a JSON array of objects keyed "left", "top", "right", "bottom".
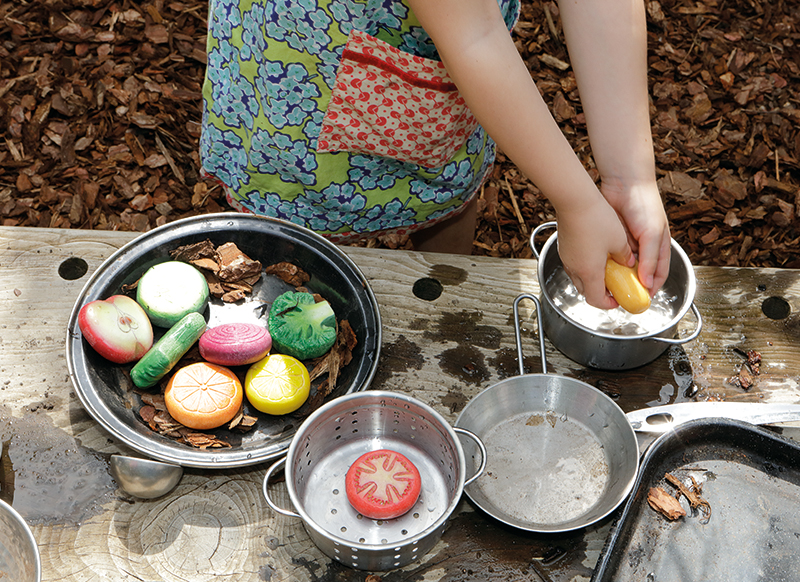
[{"left": 1, "top": 225, "right": 799, "bottom": 582}]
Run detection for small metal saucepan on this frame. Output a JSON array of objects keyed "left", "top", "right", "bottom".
[
  {"left": 454, "top": 294, "right": 639, "bottom": 533},
  {"left": 530, "top": 222, "right": 702, "bottom": 370}
]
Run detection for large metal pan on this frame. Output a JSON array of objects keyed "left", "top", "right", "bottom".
[
  {"left": 454, "top": 294, "right": 639, "bottom": 533},
  {"left": 66, "top": 213, "right": 382, "bottom": 468}
]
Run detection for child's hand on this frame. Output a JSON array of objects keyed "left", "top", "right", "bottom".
[
  {"left": 600, "top": 179, "right": 671, "bottom": 297},
  {"left": 555, "top": 198, "right": 633, "bottom": 310}
]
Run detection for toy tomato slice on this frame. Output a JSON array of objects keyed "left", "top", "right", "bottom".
[{"left": 345, "top": 449, "right": 422, "bottom": 520}]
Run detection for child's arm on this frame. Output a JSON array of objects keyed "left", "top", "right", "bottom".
[
  {"left": 557, "top": 0, "right": 671, "bottom": 293},
  {"left": 407, "top": 0, "right": 662, "bottom": 308}
]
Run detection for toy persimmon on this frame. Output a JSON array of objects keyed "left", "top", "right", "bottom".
[{"left": 164, "top": 362, "right": 243, "bottom": 430}]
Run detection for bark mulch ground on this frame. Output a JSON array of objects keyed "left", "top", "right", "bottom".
[{"left": 1, "top": 0, "right": 799, "bottom": 268}]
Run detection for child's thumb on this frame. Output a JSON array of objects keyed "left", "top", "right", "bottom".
[{"left": 609, "top": 245, "right": 635, "bottom": 270}]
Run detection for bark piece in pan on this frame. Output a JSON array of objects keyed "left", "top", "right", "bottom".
[
  {"left": 170, "top": 239, "right": 262, "bottom": 302},
  {"left": 647, "top": 486, "right": 686, "bottom": 520}
]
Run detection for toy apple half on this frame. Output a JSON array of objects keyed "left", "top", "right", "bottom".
[{"left": 78, "top": 295, "right": 154, "bottom": 364}]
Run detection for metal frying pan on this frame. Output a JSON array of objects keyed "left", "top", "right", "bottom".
[{"left": 454, "top": 294, "right": 639, "bottom": 533}]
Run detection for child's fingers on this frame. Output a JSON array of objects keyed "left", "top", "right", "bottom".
[
  {"left": 583, "top": 276, "right": 620, "bottom": 310},
  {"left": 651, "top": 232, "right": 672, "bottom": 292},
  {"left": 636, "top": 230, "right": 672, "bottom": 294}
]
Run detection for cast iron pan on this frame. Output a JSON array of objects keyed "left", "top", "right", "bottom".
[
  {"left": 66, "top": 213, "right": 382, "bottom": 468},
  {"left": 592, "top": 418, "right": 800, "bottom": 581}
]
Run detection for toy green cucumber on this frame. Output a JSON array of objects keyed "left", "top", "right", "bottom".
[{"left": 131, "top": 312, "right": 207, "bottom": 388}]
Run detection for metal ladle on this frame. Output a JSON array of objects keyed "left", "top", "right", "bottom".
[{"left": 110, "top": 455, "right": 183, "bottom": 499}]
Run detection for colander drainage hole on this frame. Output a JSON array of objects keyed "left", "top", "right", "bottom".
[
  {"left": 359, "top": 538, "right": 366, "bottom": 543},
  {"left": 413, "top": 512, "right": 419, "bottom": 518},
  {"left": 331, "top": 508, "right": 337, "bottom": 515},
  {"left": 401, "top": 529, "right": 408, "bottom": 535},
  {"left": 333, "top": 489, "right": 339, "bottom": 495},
  {"left": 356, "top": 514, "right": 364, "bottom": 520},
  {"left": 341, "top": 527, "right": 347, "bottom": 533}
]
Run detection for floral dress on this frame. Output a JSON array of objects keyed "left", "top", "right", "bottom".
[{"left": 200, "top": 0, "right": 520, "bottom": 243}]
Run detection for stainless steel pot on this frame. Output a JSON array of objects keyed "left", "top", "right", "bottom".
[
  {"left": 454, "top": 294, "right": 639, "bottom": 533},
  {"left": 263, "top": 391, "right": 486, "bottom": 571},
  {"left": 530, "top": 222, "right": 702, "bottom": 370},
  {"left": 0, "top": 498, "right": 40, "bottom": 582}
]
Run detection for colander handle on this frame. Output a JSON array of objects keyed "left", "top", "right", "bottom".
[
  {"left": 649, "top": 303, "right": 703, "bottom": 345},
  {"left": 263, "top": 456, "right": 301, "bottom": 518},
  {"left": 454, "top": 427, "right": 487, "bottom": 487}
]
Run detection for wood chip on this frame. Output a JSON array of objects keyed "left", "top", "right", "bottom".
[
  {"left": 647, "top": 486, "right": 686, "bottom": 520},
  {"left": 171, "top": 239, "right": 262, "bottom": 302},
  {"left": 264, "top": 261, "right": 311, "bottom": 287},
  {"left": 4, "top": 0, "right": 800, "bottom": 268}
]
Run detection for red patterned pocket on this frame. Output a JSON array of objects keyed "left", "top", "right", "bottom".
[{"left": 316, "top": 30, "right": 479, "bottom": 168}]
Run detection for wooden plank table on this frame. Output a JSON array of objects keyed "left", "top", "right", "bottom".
[{"left": 1, "top": 224, "right": 799, "bottom": 582}]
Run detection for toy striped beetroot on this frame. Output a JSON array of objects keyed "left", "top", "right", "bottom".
[{"left": 199, "top": 323, "right": 272, "bottom": 367}]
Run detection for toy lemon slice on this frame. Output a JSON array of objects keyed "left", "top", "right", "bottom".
[{"left": 245, "top": 354, "right": 311, "bottom": 415}]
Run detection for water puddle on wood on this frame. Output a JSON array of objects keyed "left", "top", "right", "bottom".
[{"left": 0, "top": 406, "right": 117, "bottom": 524}]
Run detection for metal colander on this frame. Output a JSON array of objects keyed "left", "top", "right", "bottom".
[{"left": 264, "top": 391, "right": 485, "bottom": 571}]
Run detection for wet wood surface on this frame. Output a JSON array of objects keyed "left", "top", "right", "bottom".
[{"left": 1, "top": 224, "right": 799, "bottom": 582}]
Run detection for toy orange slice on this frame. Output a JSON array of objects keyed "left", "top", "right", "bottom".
[
  {"left": 165, "top": 362, "right": 243, "bottom": 430},
  {"left": 245, "top": 354, "right": 310, "bottom": 415}
]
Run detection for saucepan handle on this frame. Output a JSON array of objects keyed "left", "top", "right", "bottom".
[
  {"left": 262, "top": 456, "right": 301, "bottom": 518},
  {"left": 454, "top": 427, "right": 488, "bottom": 487},
  {"left": 529, "top": 221, "right": 557, "bottom": 260},
  {"left": 513, "top": 293, "right": 548, "bottom": 375},
  {"left": 650, "top": 303, "right": 703, "bottom": 345}
]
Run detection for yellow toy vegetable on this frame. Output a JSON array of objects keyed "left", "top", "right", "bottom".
[{"left": 605, "top": 258, "right": 651, "bottom": 314}]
